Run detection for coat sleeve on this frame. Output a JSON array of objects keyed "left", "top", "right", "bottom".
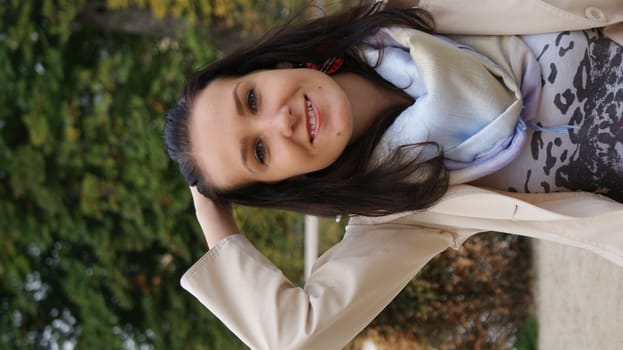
[
  {"left": 418, "top": 0, "right": 623, "bottom": 44},
  {"left": 180, "top": 223, "right": 455, "bottom": 350}
]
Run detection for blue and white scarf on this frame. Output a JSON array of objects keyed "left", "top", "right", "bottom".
[{"left": 362, "top": 27, "right": 542, "bottom": 184}]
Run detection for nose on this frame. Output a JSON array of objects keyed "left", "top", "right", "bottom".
[{"left": 266, "top": 105, "right": 295, "bottom": 138}]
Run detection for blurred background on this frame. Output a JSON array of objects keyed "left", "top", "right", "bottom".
[{"left": 0, "top": 1, "right": 535, "bottom": 349}]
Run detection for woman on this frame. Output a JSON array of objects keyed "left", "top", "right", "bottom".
[{"left": 164, "top": 1, "right": 623, "bottom": 349}]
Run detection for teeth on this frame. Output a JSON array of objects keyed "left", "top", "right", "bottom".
[{"left": 306, "top": 99, "right": 316, "bottom": 140}]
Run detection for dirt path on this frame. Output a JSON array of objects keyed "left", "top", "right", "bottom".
[{"left": 534, "top": 239, "right": 623, "bottom": 349}]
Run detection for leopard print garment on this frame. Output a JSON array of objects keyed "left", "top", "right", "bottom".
[{"left": 472, "top": 29, "right": 623, "bottom": 203}]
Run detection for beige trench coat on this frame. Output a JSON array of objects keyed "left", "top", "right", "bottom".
[
  {"left": 419, "top": 0, "right": 623, "bottom": 45},
  {"left": 183, "top": 186, "right": 623, "bottom": 350},
  {"left": 182, "top": 1, "right": 623, "bottom": 349}
]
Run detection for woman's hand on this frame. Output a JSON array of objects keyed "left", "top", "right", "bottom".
[{"left": 189, "top": 187, "right": 240, "bottom": 249}]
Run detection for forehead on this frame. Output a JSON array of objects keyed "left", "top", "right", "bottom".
[{"left": 188, "top": 76, "right": 248, "bottom": 189}]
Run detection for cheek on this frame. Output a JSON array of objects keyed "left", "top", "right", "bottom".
[
  {"left": 284, "top": 149, "right": 328, "bottom": 173},
  {"left": 332, "top": 98, "right": 353, "bottom": 131}
]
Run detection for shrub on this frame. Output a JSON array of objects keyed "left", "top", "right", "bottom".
[{"left": 364, "top": 232, "right": 534, "bottom": 350}]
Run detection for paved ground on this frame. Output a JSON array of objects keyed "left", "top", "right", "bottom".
[{"left": 534, "top": 239, "right": 623, "bottom": 350}]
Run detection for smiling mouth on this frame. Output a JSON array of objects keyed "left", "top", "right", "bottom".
[{"left": 305, "top": 96, "right": 320, "bottom": 143}]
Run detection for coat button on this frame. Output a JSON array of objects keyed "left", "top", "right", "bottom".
[{"left": 585, "top": 7, "right": 607, "bottom": 22}]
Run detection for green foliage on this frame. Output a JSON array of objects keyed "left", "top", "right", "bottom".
[
  {"left": 513, "top": 317, "right": 538, "bottom": 350},
  {"left": 0, "top": 1, "right": 248, "bottom": 348},
  {"left": 235, "top": 206, "right": 306, "bottom": 284},
  {"left": 107, "top": 0, "right": 301, "bottom": 31}
]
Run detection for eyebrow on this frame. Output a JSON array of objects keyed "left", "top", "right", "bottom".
[{"left": 233, "top": 82, "right": 243, "bottom": 116}]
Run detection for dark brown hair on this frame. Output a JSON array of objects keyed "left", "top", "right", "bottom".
[{"left": 164, "top": 0, "right": 449, "bottom": 217}]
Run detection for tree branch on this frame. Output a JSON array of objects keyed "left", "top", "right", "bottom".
[{"left": 75, "top": 0, "right": 256, "bottom": 53}]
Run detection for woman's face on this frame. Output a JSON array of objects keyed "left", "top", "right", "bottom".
[{"left": 189, "top": 68, "right": 354, "bottom": 189}]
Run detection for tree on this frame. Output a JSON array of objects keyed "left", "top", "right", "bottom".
[
  {"left": 1, "top": 1, "right": 258, "bottom": 348},
  {"left": 76, "top": 0, "right": 303, "bottom": 53}
]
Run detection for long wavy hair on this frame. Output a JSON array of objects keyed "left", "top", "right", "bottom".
[{"left": 164, "top": 0, "right": 449, "bottom": 217}]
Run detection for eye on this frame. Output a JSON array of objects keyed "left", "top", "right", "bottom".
[
  {"left": 247, "top": 89, "right": 257, "bottom": 112},
  {"left": 253, "top": 139, "right": 266, "bottom": 164}
]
